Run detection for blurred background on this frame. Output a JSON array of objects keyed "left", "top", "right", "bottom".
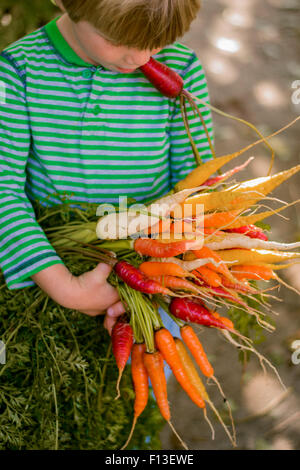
[{"left": 1, "top": 0, "right": 300, "bottom": 451}]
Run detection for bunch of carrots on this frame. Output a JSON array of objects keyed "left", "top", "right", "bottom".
[
  {"left": 46, "top": 58, "right": 300, "bottom": 450},
  {"left": 104, "top": 151, "right": 300, "bottom": 448}
]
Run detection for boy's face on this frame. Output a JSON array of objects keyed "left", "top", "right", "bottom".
[{"left": 70, "top": 19, "right": 162, "bottom": 72}]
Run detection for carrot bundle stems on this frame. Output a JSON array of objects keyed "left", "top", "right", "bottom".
[
  {"left": 184, "top": 90, "right": 277, "bottom": 175},
  {"left": 180, "top": 94, "right": 202, "bottom": 166},
  {"left": 183, "top": 90, "right": 217, "bottom": 161}
]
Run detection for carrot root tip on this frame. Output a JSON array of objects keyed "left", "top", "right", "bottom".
[
  {"left": 168, "top": 421, "right": 189, "bottom": 450},
  {"left": 115, "top": 368, "right": 123, "bottom": 400},
  {"left": 120, "top": 416, "right": 138, "bottom": 450}
]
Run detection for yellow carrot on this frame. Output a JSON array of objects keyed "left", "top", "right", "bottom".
[
  {"left": 182, "top": 164, "right": 300, "bottom": 215},
  {"left": 257, "top": 263, "right": 300, "bottom": 270},
  {"left": 224, "top": 199, "right": 300, "bottom": 229},
  {"left": 216, "top": 249, "right": 300, "bottom": 266},
  {"left": 174, "top": 338, "right": 236, "bottom": 447},
  {"left": 174, "top": 338, "right": 209, "bottom": 400},
  {"left": 174, "top": 151, "right": 251, "bottom": 192},
  {"left": 174, "top": 117, "right": 300, "bottom": 192},
  {"left": 232, "top": 262, "right": 299, "bottom": 271}
]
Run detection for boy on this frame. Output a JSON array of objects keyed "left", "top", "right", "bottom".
[{"left": 0, "top": 0, "right": 213, "bottom": 334}]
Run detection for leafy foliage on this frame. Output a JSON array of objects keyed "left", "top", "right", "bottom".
[
  {"left": 0, "top": 0, "right": 60, "bottom": 52},
  {"left": 0, "top": 203, "right": 164, "bottom": 450}
]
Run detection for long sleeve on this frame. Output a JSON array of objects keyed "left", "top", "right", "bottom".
[
  {"left": 0, "top": 54, "right": 63, "bottom": 289},
  {"left": 168, "top": 52, "right": 214, "bottom": 186}
]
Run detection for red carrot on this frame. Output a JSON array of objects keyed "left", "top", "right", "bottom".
[
  {"left": 201, "top": 285, "right": 247, "bottom": 306},
  {"left": 140, "top": 57, "right": 216, "bottom": 166},
  {"left": 111, "top": 317, "right": 134, "bottom": 399},
  {"left": 114, "top": 260, "right": 172, "bottom": 295},
  {"left": 140, "top": 57, "right": 183, "bottom": 98},
  {"left": 226, "top": 224, "right": 268, "bottom": 241},
  {"left": 169, "top": 298, "right": 232, "bottom": 330},
  {"left": 203, "top": 157, "right": 253, "bottom": 187},
  {"left": 221, "top": 277, "right": 258, "bottom": 294}
]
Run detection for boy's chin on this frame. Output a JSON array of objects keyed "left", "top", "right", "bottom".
[{"left": 115, "top": 66, "right": 137, "bottom": 73}]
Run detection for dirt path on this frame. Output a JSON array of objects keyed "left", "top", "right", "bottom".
[{"left": 161, "top": 0, "right": 300, "bottom": 451}]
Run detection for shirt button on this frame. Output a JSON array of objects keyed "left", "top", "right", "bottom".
[
  {"left": 93, "top": 104, "right": 101, "bottom": 115},
  {"left": 82, "top": 69, "right": 93, "bottom": 78}
]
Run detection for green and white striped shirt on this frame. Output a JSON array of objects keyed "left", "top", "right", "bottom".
[{"left": 0, "top": 16, "right": 213, "bottom": 290}]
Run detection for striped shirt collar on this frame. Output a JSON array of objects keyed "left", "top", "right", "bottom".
[{"left": 44, "top": 16, "right": 97, "bottom": 68}]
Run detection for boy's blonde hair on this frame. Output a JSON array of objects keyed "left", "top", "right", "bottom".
[{"left": 61, "top": 0, "right": 201, "bottom": 50}]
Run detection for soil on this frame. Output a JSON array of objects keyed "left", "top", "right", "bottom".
[{"left": 160, "top": 0, "right": 300, "bottom": 451}]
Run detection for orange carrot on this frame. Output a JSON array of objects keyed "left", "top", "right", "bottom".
[
  {"left": 192, "top": 246, "right": 234, "bottom": 279},
  {"left": 143, "top": 350, "right": 188, "bottom": 449},
  {"left": 203, "top": 228, "right": 225, "bottom": 236},
  {"left": 180, "top": 325, "right": 214, "bottom": 378},
  {"left": 121, "top": 343, "right": 149, "bottom": 450},
  {"left": 134, "top": 237, "right": 202, "bottom": 258},
  {"left": 155, "top": 328, "right": 205, "bottom": 409},
  {"left": 230, "top": 264, "right": 275, "bottom": 281},
  {"left": 203, "top": 211, "right": 242, "bottom": 229},
  {"left": 139, "top": 261, "right": 190, "bottom": 278},
  {"left": 212, "top": 312, "right": 234, "bottom": 330},
  {"left": 193, "top": 266, "right": 223, "bottom": 288},
  {"left": 143, "top": 351, "right": 170, "bottom": 421},
  {"left": 145, "top": 218, "right": 171, "bottom": 235},
  {"left": 149, "top": 275, "right": 202, "bottom": 295},
  {"left": 180, "top": 325, "right": 235, "bottom": 438}
]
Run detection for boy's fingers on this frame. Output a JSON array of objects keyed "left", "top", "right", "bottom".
[
  {"left": 103, "top": 316, "right": 115, "bottom": 336},
  {"left": 95, "top": 262, "right": 113, "bottom": 282},
  {"left": 104, "top": 301, "right": 126, "bottom": 335},
  {"left": 107, "top": 301, "right": 126, "bottom": 318}
]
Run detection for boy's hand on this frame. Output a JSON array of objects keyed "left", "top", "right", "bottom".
[
  {"left": 73, "top": 263, "right": 126, "bottom": 334},
  {"left": 31, "top": 263, "right": 126, "bottom": 334}
]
